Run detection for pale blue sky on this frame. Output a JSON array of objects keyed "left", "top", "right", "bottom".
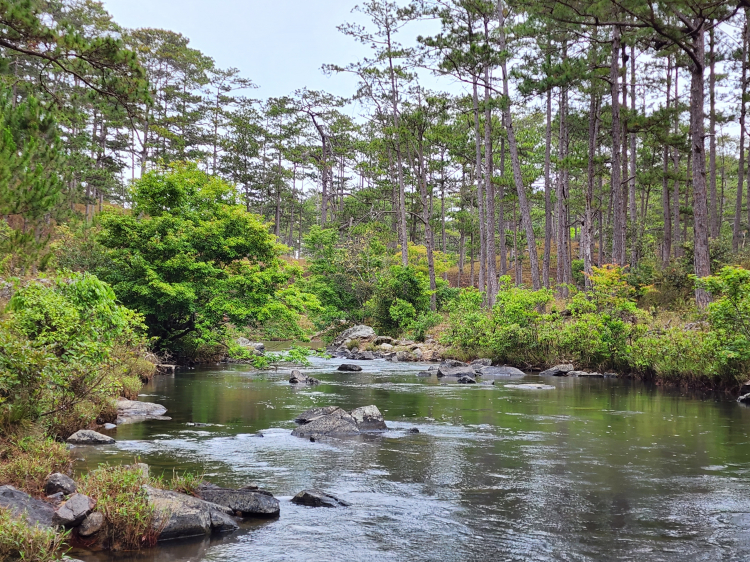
[{"left": 101, "top": 0, "right": 437, "bottom": 100}]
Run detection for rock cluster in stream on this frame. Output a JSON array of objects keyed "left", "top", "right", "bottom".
[
  {"left": 292, "top": 405, "right": 387, "bottom": 438},
  {"left": 0, "top": 470, "right": 283, "bottom": 545},
  {"left": 327, "top": 324, "right": 447, "bottom": 362}
]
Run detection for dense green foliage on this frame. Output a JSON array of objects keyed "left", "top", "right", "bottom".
[
  {"left": 96, "top": 163, "right": 320, "bottom": 351},
  {"left": 1, "top": 273, "right": 150, "bottom": 435},
  {"left": 442, "top": 266, "right": 750, "bottom": 387}
]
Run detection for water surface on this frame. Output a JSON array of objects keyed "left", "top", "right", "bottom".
[{"left": 73, "top": 358, "right": 750, "bottom": 561}]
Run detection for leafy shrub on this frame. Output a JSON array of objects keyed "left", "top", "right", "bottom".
[
  {"left": 2, "top": 274, "right": 150, "bottom": 435},
  {"left": 96, "top": 162, "right": 319, "bottom": 353},
  {"left": 407, "top": 311, "right": 442, "bottom": 342},
  {"left": 0, "top": 507, "right": 67, "bottom": 561},
  {"left": 366, "top": 265, "right": 431, "bottom": 333}
]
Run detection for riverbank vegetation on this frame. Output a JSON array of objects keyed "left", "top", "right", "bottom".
[{"left": 3, "top": 0, "right": 750, "bottom": 555}]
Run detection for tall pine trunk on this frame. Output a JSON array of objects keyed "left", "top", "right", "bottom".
[{"left": 610, "top": 26, "right": 625, "bottom": 264}]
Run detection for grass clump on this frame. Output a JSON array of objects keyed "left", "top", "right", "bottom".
[
  {"left": 0, "top": 508, "right": 68, "bottom": 561},
  {"left": 0, "top": 436, "right": 71, "bottom": 497},
  {"left": 78, "top": 465, "right": 158, "bottom": 551},
  {"left": 151, "top": 468, "right": 205, "bottom": 496}
]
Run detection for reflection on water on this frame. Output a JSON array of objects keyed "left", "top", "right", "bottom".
[{"left": 73, "top": 358, "right": 750, "bottom": 561}]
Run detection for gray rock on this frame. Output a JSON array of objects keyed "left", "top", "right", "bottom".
[
  {"left": 197, "top": 484, "right": 280, "bottom": 517},
  {"left": 146, "top": 486, "right": 238, "bottom": 540},
  {"left": 294, "top": 406, "right": 341, "bottom": 424},
  {"left": 44, "top": 473, "right": 77, "bottom": 496},
  {"left": 291, "top": 408, "right": 360, "bottom": 438},
  {"left": 417, "top": 371, "right": 433, "bottom": 377},
  {"left": 290, "top": 370, "right": 318, "bottom": 384},
  {"left": 408, "top": 427, "right": 420, "bottom": 434},
  {"left": 379, "top": 343, "right": 393, "bottom": 351},
  {"left": 236, "top": 338, "right": 265, "bottom": 352},
  {"left": 437, "top": 365, "right": 476, "bottom": 378},
  {"left": 329, "top": 325, "right": 377, "bottom": 349},
  {"left": 739, "top": 393, "right": 750, "bottom": 404},
  {"left": 470, "top": 358, "right": 492, "bottom": 366},
  {"left": 503, "top": 383, "right": 556, "bottom": 390},
  {"left": 337, "top": 363, "right": 362, "bottom": 372},
  {"left": 0, "top": 485, "right": 54, "bottom": 527},
  {"left": 78, "top": 511, "right": 104, "bottom": 537},
  {"left": 570, "top": 371, "right": 604, "bottom": 377},
  {"left": 116, "top": 398, "right": 170, "bottom": 424},
  {"left": 374, "top": 336, "right": 394, "bottom": 345},
  {"left": 291, "top": 490, "right": 351, "bottom": 508},
  {"left": 349, "top": 405, "right": 387, "bottom": 430},
  {"left": 52, "top": 493, "right": 94, "bottom": 527},
  {"left": 539, "top": 363, "right": 575, "bottom": 377},
  {"left": 102, "top": 423, "right": 117, "bottom": 430},
  {"left": 457, "top": 376, "right": 477, "bottom": 384},
  {"left": 46, "top": 492, "right": 65, "bottom": 507},
  {"left": 741, "top": 381, "right": 750, "bottom": 396},
  {"left": 427, "top": 365, "right": 438, "bottom": 371},
  {"left": 355, "top": 351, "right": 376, "bottom": 360},
  {"left": 395, "top": 351, "right": 416, "bottom": 362},
  {"left": 442, "top": 359, "right": 468, "bottom": 367},
  {"left": 66, "top": 430, "right": 115, "bottom": 445},
  {"left": 477, "top": 366, "right": 525, "bottom": 377},
  {"left": 412, "top": 348, "right": 424, "bottom": 360}
]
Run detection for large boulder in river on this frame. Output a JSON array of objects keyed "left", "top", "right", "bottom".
[
  {"left": 0, "top": 485, "right": 54, "bottom": 527},
  {"left": 67, "top": 430, "right": 114, "bottom": 445},
  {"left": 196, "top": 484, "right": 280, "bottom": 517},
  {"left": 338, "top": 363, "right": 362, "bottom": 372},
  {"left": 236, "top": 338, "right": 265, "bottom": 353},
  {"left": 116, "top": 398, "right": 170, "bottom": 424},
  {"left": 292, "top": 404, "right": 387, "bottom": 437},
  {"left": 349, "top": 405, "right": 387, "bottom": 430},
  {"left": 146, "top": 486, "right": 238, "bottom": 540},
  {"left": 294, "top": 406, "right": 341, "bottom": 424},
  {"left": 437, "top": 364, "right": 476, "bottom": 378},
  {"left": 471, "top": 358, "right": 492, "bottom": 367},
  {"left": 292, "top": 408, "right": 360, "bottom": 438},
  {"left": 539, "top": 364, "right": 575, "bottom": 377},
  {"left": 292, "top": 490, "right": 351, "bottom": 508},
  {"left": 457, "top": 376, "right": 476, "bottom": 384},
  {"left": 476, "top": 366, "right": 525, "bottom": 377},
  {"left": 329, "top": 325, "right": 377, "bottom": 349}
]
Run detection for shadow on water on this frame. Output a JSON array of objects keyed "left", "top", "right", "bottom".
[{"left": 72, "top": 357, "right": 750, "bottom": 562}]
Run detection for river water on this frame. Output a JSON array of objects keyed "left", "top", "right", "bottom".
[{"left": 73, "top": 357, "right": 750, "bottom": 562}]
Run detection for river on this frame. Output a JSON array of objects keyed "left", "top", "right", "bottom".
[{"left": 73, "top": 357, "right": 750, "bottom": 561}]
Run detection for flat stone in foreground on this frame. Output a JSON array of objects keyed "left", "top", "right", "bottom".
[
  {"left": 146, "top": 486, "right": 238, "bottom": 541},
  {"left": 292, "top": 490, "right": 351, "bottom": 508},
  {"left": 0, "top": 485, "right": 54, "bottom": 527},
  {"left": 67, "top": 430, "right": 114, "bottom": 445},
  {"left": 197, "top": 484, "right": 280, "bottom": 517}
]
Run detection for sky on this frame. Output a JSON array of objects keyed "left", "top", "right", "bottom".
[{"left": 101, "top": 0, "right": 439, "bottom": 100}]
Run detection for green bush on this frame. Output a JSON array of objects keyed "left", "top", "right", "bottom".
[
  {"left": 366, "top": 265, "right": 431, "bottom": 333},
  {"left": 1, "top": 273, "right": 149, "bottom": 435},
  {"left": 96, "top": 162, "right": 319, "bottom": 352}
]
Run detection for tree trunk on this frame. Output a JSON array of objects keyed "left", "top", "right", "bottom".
[
  {"left": 629, "top": 44, "right": 638, "bottom": 265},
  {"left": 471, "top": 79, "right": 487, "bottom": 296},
  {"left": 543, "top": 87, "right": 553, "bottom": 288},
  {"left": 736, "top": 12, "right": 749, "bottom": 251},
  {"left": 662, "top": 56, "right": 673, "bottom": 265},
  {"left": 688, "top": 19, "right": 711, "bottom": 308},
  {"left": 610, "top": 26, "right": 625, "bottom": 265},
  {"left": 484, "top": 67, "right": 497, "bottom": 304},
  {"left": 673, "top": 68, "right": 681, "bottom": 258},
  {"left": 709, "top": 23, "right": 718, "bottom": 239},
  {"left": 497, "top": 0, "right": 540, "bottom": 290},
  {"left": 584, "top": 89, "right": 600, "bottom": 289}
]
